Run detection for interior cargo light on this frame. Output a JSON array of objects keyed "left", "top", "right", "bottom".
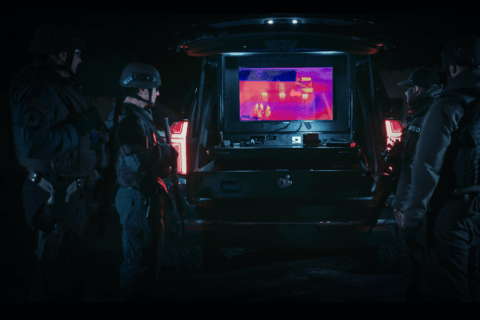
[
  {"left": 170, "top": 121, "right": 189, "bottom": 175},
  {"left": 264, "top": 19, "right": 302, "bottom": 25},
  {"left": 301, "top": 77, "right": 312, "bottom": 82},
  {"left": 385, "top": 119, "right": 403, "bottom": 147},
  {"left": 302, "top": 88, "right": 313, "bottom": 93}
]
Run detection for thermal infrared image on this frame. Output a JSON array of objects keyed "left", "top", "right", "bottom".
[{"left": 239, "top": 68, "right": 333, "bottom": 122}]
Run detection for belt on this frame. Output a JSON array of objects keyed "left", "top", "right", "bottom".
[{"left": 27, "top": 172, "right": 88, "bottom": 204}]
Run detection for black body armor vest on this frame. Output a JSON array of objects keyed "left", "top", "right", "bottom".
[
  {"left": 447, "top": 90, "right": 480, "bottom": 192},
  {"left": 10, "top": 62, "right": 110, "bottom": 178},
  {"left": 48, "top": 81, "right": 110, "bottom": 177},
  {"left": 115, "top": 103, "right": 164, "bottom": 192},
  {"left": 10, "top": 63, "right": 109, "bottom": 178}
]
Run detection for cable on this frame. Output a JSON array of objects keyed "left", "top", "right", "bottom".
[
  {"left": 273, "top": 122, "right": 291, "bottom": 132},
  {"left": 293, "top": 123, "right": 303, "bottom": 133}
]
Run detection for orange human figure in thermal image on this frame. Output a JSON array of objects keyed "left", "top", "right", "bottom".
[
  {"left": 265, "top": 105, "right": 271, "bottom": 119},
  {"left": 253, "top": 103, "right": 272, "bottom": 120}
]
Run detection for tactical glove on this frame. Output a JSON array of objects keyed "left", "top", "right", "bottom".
[
  {"left": 394, "top": 209, "right": 406, "bottom": 230},
  {"left": 157, "top": 143, "right": 179, "bottom": 168}
]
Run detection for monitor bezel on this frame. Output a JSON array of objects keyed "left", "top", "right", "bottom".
[{"left": 221, "top": 53, "right": 352, "bottom": 134}]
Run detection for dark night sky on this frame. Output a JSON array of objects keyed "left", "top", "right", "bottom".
[{"left": 2, "top": 13, "right": 480, "bottom": 112}]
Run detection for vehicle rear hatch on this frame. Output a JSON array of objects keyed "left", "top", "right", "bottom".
[{"left": 172, "top": 15, "right": 395, "bottom": 208}]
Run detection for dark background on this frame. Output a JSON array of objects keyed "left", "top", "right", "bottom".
[
  {"left": 1, "top": 13, "right": 480, "bottom": 303},
  {"left": 3, "top": 13, "right": 480, "bottom": 171},
  {"left": 3, "top": 13, "right": 480, "bottom": 102}
]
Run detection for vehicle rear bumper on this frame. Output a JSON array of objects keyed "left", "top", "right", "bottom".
[
  {"left": 182, "top": 219, "right": 397, "bottom": 249},
  {"left": 183, "top": 219, "right": 397, "bottom": 227}
]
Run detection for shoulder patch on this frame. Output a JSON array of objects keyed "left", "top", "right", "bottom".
[{"left": 408, "top": 125, "right": 421, "bottom": 133}]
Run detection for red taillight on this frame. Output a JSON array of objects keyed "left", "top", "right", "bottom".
[
  {"left": 170, "top": 121, "right": 188, "bottom": 175},
  {"left": 171, "top": 121, "right": 185, "bottom": 135},
  {"left": 385, "top": 120, "right": 403, "bottom": 146}
]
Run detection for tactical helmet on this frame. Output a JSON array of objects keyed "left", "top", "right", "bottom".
[
  {"left": 30, "top": 24, "right": 85, "bottom": 55},
  {"left": 119, "top": 62, "right": 161, "bottom": 89},
  {"left": 398, "top": 68, "right": 440, "bottom": 88},
  {"left": 441, "top": 35, "right": 480, "bottom": 67}
]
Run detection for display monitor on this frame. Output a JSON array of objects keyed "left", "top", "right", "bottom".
[
  {"left": 221, "top": 54, "right": 351, "bottom": 134},
  {"left": 239, "top": 68, "right": 333, "bottom": 122}
]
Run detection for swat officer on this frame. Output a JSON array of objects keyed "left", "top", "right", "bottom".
[
  {"left": 391, "top": 68, "right": 442, "bottom": 302},
  {"left": 115, "top": 62, "right": 178, "bottom": 302},
  {"left": 393, "top": 67, "right": 442, "bottom": 225},
  {"left": 10, "top": 24, "right": 108, "bottom": 302},
  {"left": 404, "top": 35, "right": 480, "bottom": 302}
]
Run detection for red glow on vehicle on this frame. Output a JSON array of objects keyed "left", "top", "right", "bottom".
[
  {"left": 350, "top": 142, "right": 356, "bottom": 148},
  {"left": 170, "top": 121, "right": 189, "bottom": 175},
  {"left": 385, "top": 120, "right": 403, "bottom": 147},
  {"left": 171, "top": 121, "right": 185, "bottom": 135}
]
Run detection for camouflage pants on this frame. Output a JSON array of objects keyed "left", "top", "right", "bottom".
[
  {"left": 115, "top": 187, "right": 164, "bottom": 303},
  {"left": 23, "top": 178, "right": 88, "bottom": 302}
]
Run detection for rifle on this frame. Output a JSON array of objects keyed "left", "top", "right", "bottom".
[
  {"left": 149, "top": 117, "right": 185, "bottom": 301},
  {"left": 366, "top": 139, "right": 405, "bottom": 231},
  {"left": 162, "top": 117, "right": 186, "bottom": 239},
  {"left": 146, "top": 186, "right": 158, "bottom": 218}
]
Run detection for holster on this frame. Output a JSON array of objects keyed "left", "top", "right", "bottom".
[
  {"left": 28, "top": 172, "right": 55, "bottom": 205},
  {"left": 28, "top": 171, "right": 88, "bottom": 205},
  {"left": 35, "top": 223, "right": 66, "bottom": 262}
]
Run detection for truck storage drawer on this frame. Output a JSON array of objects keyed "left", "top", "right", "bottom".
[{"left": 187, "top": 170, "right": 374, "bottom": 202}]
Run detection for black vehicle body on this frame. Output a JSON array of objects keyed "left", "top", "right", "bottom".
[{"left": 169, "top": 15, "right": 406, "bottom": 270}]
